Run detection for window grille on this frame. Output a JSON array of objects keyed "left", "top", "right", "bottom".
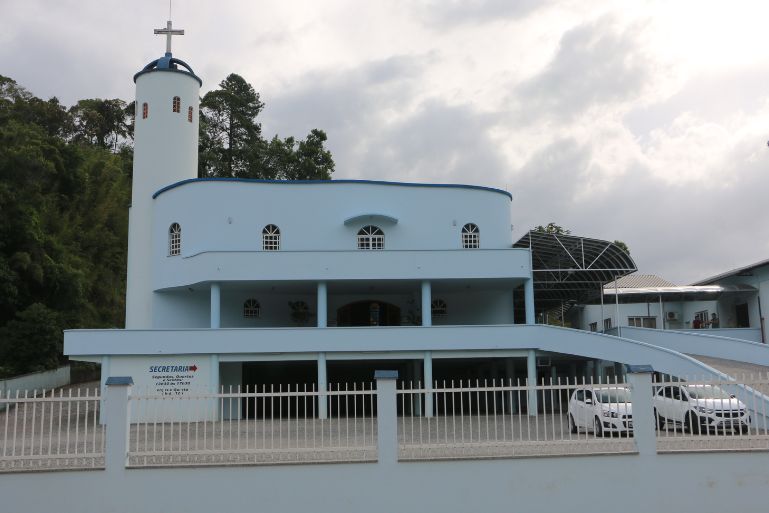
[
  {"left": 589, "top": 322, "right": 598, "bottom": 332},
  {"left": 172, "top": 96, "right": 181, "bottom": 113},
  {"left": 628, "top": 316, "right": 657, "bottom": 328},
  {"left": 357, "top": 225, "right": 384, "bottom": 250},
  {"left": 462, "top": 223, "right": 480, "bottom": 248},
  {"left": 431, "top": 299, "right": 448, "bottom": 316},
  {"left": 243, "top": 298, "right": 261, "bottom": 318},
  {"left": 262, "top": 224, "right": 281, "bottom": 251},
  {"left": 188, "top": 106, "right": 193, "bottom": 123},
  {"left": 142, "top": 102, "right": 148, "bottom": 119},
  {"left": 168, "top": 223, "right": 181, "bottom": 256}
]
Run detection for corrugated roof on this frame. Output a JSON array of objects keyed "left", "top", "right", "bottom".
[{"left": 604, "top": 274, "right": 675, "bottom": 290}]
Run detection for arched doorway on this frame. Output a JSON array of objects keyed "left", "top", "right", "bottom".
[{"left": 337, "top": 300, "right": 401, "bottom": 326}]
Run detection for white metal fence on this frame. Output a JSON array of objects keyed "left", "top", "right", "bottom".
[
  {"left": 3, "top": 373, "right": 769, "bottom": 472},
  {"left": 127, "top": 383, "right": 377, "bottom": 466},
  {"left": 654, "top": 373, "right": 769, "bottom": 452},
  {"left": 398, "top": 377, "right": 635, "bottom": 460},
  {"left": 0, "top": 387, "right": 103, "bottom": 472}
]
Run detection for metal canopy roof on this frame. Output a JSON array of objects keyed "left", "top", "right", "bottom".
[
  {"left": 602, "top": 284, "right": 757, "bottom": 302},
  {"left": 513, "top": 231, "right": 637, "bottom": 309}
]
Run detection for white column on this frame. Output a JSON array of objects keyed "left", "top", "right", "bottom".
[
  {"left": 104, "top": 376, "right": 132, "bottom": 474},
  {"left": 210, "top": 354, "right": 219, "bottom": 421},
  {"left": 527, "top": 349, "right": 538, "bottom": 416},
  {"left": 210, "top": 282, "right": 221, "bottom": 329},
  {"left": 525, "top": 278, "right": 535, "bottom": 324},
  {"left": 317, "top": 281, "right": 328, "bottom": 328},
  {"left": 627, "top": 367, "right": 655, "bottom": 455},
  {"left": 424, "top": 351, "right": 434, "bottom": 418},
  {"left": 421, "top": 280, "right": 432, "bottom": 327},
  {"left": 375, "top": 370, "right": 399, "bottom": 465},
  {"left": 318, "top": 352, "right": 328, "bottom": 419}
]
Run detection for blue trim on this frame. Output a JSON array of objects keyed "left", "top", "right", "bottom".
[
  {"left": 134, "top": 53, "right": 203, "bottom": 86},
  {"left": 105, "top": 376, "right": 134, "bottom": 386},
  {"left": 625, "top": 364, "right": 654, "bottom": 374},
  {"left": 374, "top": 370, "right": 399, "bottom": 379},
  {"left": 344, "top": 213, "right": 399, "bottom": 226},
  {"left": 153, "top": 178, "right": 512, "bottom": 200}
]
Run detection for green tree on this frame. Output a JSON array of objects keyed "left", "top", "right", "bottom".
[
  {"left": 69, "top": 98, "right": 133, "bottom": 151},
  {"left": 0, "top": 78, "right": 131, "bottom": 378},
  {"left": 533, "top": 222, "right": 571, "bottom": 235},
  {"left": 199, "top": 74, "right": 264, "bottom": 177},
  {"left": 613, "top": 240, "right": 630, "bottom": 255},
  {"left": 0, "top": 303, "right": 63, "bottom": 375},
  {"left": 199, "top": 73, "right": 334, "bottom": 180}
]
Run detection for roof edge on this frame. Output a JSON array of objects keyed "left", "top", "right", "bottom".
[
  {"left": 152, "top": 178, "right": 513, "bottom": 200},
  {"left": 692, "top": 257, "right": 769, "bottom": 285}
]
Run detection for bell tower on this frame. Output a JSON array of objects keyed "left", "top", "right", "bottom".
[{"left": 125, "top": 20, "right": 201, "bottom": 328}]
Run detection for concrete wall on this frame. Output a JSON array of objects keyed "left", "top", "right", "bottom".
[
  {"left": 0, "top": 366, "right": 70, "bottom": 411},
  {"left": 1, "top": 448, "right": 768, "bottom": 513},
  {"left": 153, "top": 180, "right": 513, "bottom": 254}
]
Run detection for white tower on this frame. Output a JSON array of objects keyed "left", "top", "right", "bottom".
[{"left": 125, "top": 21, "right": 201, "bottom": 328}]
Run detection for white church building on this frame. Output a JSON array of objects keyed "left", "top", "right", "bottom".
[{"left": 63, "top": 25, "right": 764, "bottom": 420}]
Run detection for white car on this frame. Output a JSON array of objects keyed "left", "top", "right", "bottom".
[
  {"left": 568, "top": 387, "right": 633, "bottom": 436},
  {"left": 653, "top": 383, "right": 750, "bottom": 434}
]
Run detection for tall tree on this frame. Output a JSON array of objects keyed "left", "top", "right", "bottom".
[
  {"left": 199, "top": 74, "right": 264, "bottom": 177},
  {"left": 69, "top": 98, "right": 133, "bottom": 151},
  {"left": 199, "top": 73, "right": 334, "bottom": 180}
]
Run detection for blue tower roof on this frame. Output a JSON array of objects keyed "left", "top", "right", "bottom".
[{"left": 133, "top": 53, "right": 202, "bottom": 86}]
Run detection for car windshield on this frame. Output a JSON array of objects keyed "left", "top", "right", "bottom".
[
  {"left": 684, "top": 385, "right": 732, "bottom": 400},
  {"left": 595, "top": 388, "right": 631, "bottom": 403}
]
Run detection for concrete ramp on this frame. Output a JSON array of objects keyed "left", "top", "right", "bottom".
[{"left": 606, "top": 326, "right": 769, "bottom": 366}]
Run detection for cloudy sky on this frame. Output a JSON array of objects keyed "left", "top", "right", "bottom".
[{"left": 2, "top": 0, "right": 768, "bottom": 284}]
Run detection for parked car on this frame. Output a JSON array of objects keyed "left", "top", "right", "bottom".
[
  {"left": 653, "top": 383, "right": 750, "bottom": 434},
  {"left": 568, "top": 386, "right": 633, "bottom": 436}
]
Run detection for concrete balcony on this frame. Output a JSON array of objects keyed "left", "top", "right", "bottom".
[{"left": 153, "top": 248, "right": 532, "bottom": 290}]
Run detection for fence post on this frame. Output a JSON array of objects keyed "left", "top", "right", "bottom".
[
  {"left": 626, "top": 365, "right": 655, "bottom": 456},
  {"left": 375, "top": 370, "right": 398, "bottom": 465},
  {"left": 104, "top": 376, "right": 133, "bottom": 473}
]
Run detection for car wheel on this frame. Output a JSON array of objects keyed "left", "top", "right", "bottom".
[
  {"left": 654, "top": 408, "right": 664, "bottom": 430},
  {"left": 685, "top": 412, "right": 701, "bottom": 434},
  {"left": 594, "top": 416, "right": 604, "bottom": 437},
  {"left": 569, "top": 414, "right": 578, "bottom": 434},
  {"left": 741, "top": 424, "right": 750, "bottom": 434}
]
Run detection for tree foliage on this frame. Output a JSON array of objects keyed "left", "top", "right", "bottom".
[
  {"left": 533, "top": 222, "right": 571, "bottom": 235},
  {"left": 199, "top": 73, "right": 334, "bottom": 180},
  {"left": 533, "top": 222, "right": 630, "bottom": 254},
  {"left": 0, "top": 78, "right": 127, "bottom": 376}
]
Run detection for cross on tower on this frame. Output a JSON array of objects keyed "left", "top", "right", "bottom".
[{"left": 154, "top": 20, "right": 184, "bottom": 54}]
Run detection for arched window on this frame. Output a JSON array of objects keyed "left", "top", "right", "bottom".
[
  {"left": 243, "top": 298, "right": 261, "bottom": 318},
  {"left": 188, "top": 106, "right": 193, "bottom": 123},
  {"left": 357, "top": 225, "right": 384, "bottom": 250},
  {"left": 142, "top": 102, "right": 148, "bottom": 119},
  {"left": 461, "top": 223, "right": 480, "bottom": 249},
  {"left": 168, "top": 223, "right": 181, "bottom": 256},
  {"left": 431, "top": 299, "right": 448, "bottom": 317},
  {"left": 172, "top": 96, "right": 181, "bottom": 113},
  {"left": 262, "top": 224, "right": 281, "bottom": 251}
]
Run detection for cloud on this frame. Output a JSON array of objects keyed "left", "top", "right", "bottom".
[
  {"left": 514, "top": 16, "right": 654, "bottom": 122},
  {"left": 417, "top": 0, "right": 546, "bottom": 28}
]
